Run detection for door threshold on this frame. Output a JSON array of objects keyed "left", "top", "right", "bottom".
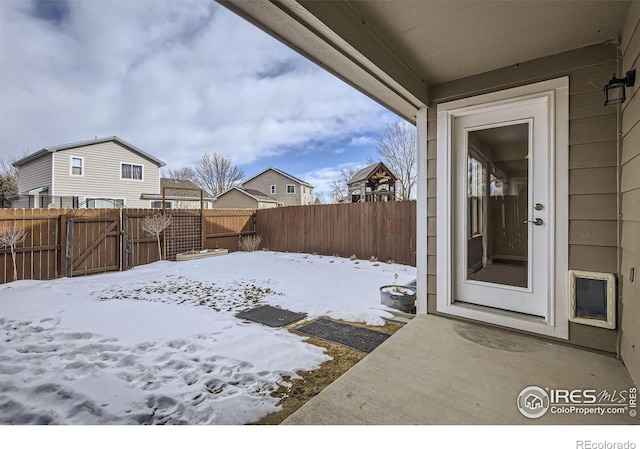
[{"left": 438, "top": 301, "right": 568, "bottom": 339}]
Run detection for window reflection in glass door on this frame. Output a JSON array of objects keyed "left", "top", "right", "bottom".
[{"left": 466, "top": 123, "right": 529, "bottom": 288}]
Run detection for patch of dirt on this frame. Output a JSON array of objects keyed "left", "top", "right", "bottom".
[
  {"left": 93, "top": 276, "right": 283, "bottom": 313},
  {"left": 252, "top": 319, "right": 404, "bottom": 425}
]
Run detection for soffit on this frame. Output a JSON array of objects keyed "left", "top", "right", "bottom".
[
  {"left": 342, "top": 0, "right": 631, "bottom": 85},
  {"left": 219, "top": 1, "right": 631, "bottom": 121}
]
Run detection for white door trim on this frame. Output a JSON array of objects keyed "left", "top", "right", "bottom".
[
  {"left": 416, "top": 107, "right": 429, "bottom": 315},
  {"left": 436, "top": 77, "right": 569, "bottom": 339}
]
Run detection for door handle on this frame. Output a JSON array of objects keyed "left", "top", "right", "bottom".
[{"left": 524, "top": 218, "right": 544, "bottom": 226}]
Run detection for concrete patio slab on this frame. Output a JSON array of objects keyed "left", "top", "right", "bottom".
[{"left": 283, "top": 315, "right": 637, "bottom": 425}]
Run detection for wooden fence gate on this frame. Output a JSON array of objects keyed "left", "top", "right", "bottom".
[{"left": 65, "top": 211, "right": 126, "bottom": 277}]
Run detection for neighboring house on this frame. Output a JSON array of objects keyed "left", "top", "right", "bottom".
[
  {"left": 242, "top": 167, "right": 314, "bottom": 207},
  {"left": 221, "top": 1, "right": 640, "bottom": 387},
  {"left": 347, "top": 162, "right": 397, "bottom": 203},
  {"left": 13, "top": 136, "right": 165, "bottom": 208},
  {"left": 214, "top": 167, "right": 314, "bottom": 208},
  {"left": 141, "top": 178, "right": 215, "bottom": 209},
  {"left": 213, "top": 186, "right": 281, "bottom": 209}
]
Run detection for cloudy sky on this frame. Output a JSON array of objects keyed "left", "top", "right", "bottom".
[{"left": 0, "top": 0, "right": 402, "bottom": 196}]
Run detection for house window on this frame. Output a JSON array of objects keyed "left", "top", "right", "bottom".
[
  {"left": 121, "top": 163, "right": 143, "bottom": 180},
  {"left": 70, "top": 157, "right": 84, "bottom": 176},
  {"left": 286, "top": 184, "right": 295, "bottom": 194},
  {"left": 303, "top": 186, "right": 306, "bottom": 194},
  {"left": 86, "top": 198, "right": 125, "bottom": 209},
  {"left": 270, "top": 185, "right": 276, "bottom": 194},
  {"left": 467, "top": 156, "right": 485, "bottom": 237},
  {"left": 151, "top": 201, "right": 171, "bottom": 209}
]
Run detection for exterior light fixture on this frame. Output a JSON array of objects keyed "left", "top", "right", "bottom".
[{"left": 604, "top": 69, "right": 635, "bottom": 106}]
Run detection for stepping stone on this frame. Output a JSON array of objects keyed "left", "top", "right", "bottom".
[
  {"left": 235, "top": 305, "right": 306, "bottom": 327},
  {"left": 295, "top": 318, "right": 391, "bottom": 353}
]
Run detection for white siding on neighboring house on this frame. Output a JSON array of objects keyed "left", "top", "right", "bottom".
[
  {"left": 51, "top": 141, "right": 161, "bottom": 208},
  {"left": 301, "top": 184, "right": 313, "bottom": 205},
  {"left": 17, "top": 153, "right": 52, "bottom": 193}
]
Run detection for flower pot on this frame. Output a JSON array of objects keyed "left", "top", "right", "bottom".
[{"left": 380, "top": 285, "right": 416, "bottom": 313}]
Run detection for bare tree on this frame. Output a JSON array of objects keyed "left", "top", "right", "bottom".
[
  {"left": 195, "top": 153, "right": 244, "bottom": 197},
  {"left": 163, "top": 167, "right": 198, "bottom": 183},
  {"left": 0, "top": 153, "right": 25, "bottom": 196},
  {"left": 141, "top": 213, "right": 172, "bottom": 261},
  {"left": 374, "top": 121, "right": 417, "bottom": 200},
  {"left": 0, "top": 225, "right": 27, "bottom": 281},
  {"left": 329, "top": 166, "right": 361, "bottom": 203},
  {"left": 313, "top": 193, "right": 327, "bottom": 204}
]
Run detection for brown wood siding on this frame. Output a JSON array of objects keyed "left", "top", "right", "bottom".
[
  {"left": 255, "top": 201, "right": 417, "bottom": 266},
  {"left": 427, "top": 43, "right": 620, "bottom": 352},
  {"left": 620, "top": 1, "right": 640, "bottom": 388}
]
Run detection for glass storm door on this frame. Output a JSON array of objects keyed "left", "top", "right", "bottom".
[{"left": 453, "top": 99, "right": 550, "bottom": 317}]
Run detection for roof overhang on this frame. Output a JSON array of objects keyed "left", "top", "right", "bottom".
[
  {"left": 216, "top": 186, "right": 281, "bottom": 203},
  {"left": 14, "top": 136, "right": 166, "bottom": 167},
  {"left": 141, "top": 193, "right": 215, "bottom": 202},
  {"left": 218, "top": 1, "right": 632, "bottom": 123}
]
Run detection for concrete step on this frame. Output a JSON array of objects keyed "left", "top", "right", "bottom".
[{"left": 383, "top": 308, "right": 415, "bottom": 325}]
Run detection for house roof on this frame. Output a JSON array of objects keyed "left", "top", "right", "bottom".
[
  {"left": 242, "top": 167, "right": 314, "bottom": 188},
  {"left": 160, "top": 178, "right": 201, "bottom": 191},
  {"left": 219, "top": 1, "right": 633, "bottom": 122},
  {"left": 348, "top": 162, "right": 396, "bottom": 185},
  {"left": 216, "top": 186, "right": 280, "bottom": 203},
  {"left": 13, "top": 136, "right": 166, "bottom": 168}
]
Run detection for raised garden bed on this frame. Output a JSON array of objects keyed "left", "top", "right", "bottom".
[{"left": 175, "top": 248, "right": 228, "bottom": 261}]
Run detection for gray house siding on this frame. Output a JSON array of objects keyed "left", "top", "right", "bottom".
[
  {"left": 51, "top": 141, "right": 161, "bottom": 208},
  {"left": 213, "top": 189, "right": 259, "bottom": 209},
  {"left": 17, "top": 153, "right": 52, "bottom": 193},
  {"left": 427, "top": 43, "right": 620, "bottom": 353},
  {"left": 620, "top": 3, "right": 640, "bottom": 387},
  {"left": 242, "top": 169, "right": 313, "bottom": 206}
]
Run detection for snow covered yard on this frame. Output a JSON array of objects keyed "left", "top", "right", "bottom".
[{"left": 0, "top": 251, "right": 415, "bottom": 425}]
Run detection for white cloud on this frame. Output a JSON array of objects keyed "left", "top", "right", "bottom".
[
  {"left": 0, "top": 0, "right": 394, "bottom": 171},
  {"left": 349, "top": 136, "right": 376, "bottom": 147},
  {"left": 302, "top": 161, "right": 367, "bottom": 196}
]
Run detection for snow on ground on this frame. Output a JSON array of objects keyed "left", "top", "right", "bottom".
[{"left": 0, "top": 251, "right": 415, "bottom": 424}]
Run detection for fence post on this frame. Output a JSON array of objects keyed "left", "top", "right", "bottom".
[
  {"left": 119, "top": 209, "right": 123, "bottom": 271},
  {"left": 59, "top": 214, "right": 67, "bottom": 277},
  {"left": 65, "top": 217, "right": 74, "bottom": 277}
]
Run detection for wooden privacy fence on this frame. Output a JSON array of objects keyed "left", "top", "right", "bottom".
[
  {"left": 0, "top": 208, "right": 256, "bottom": 284},
  {"left": 255, "top": 201, "right": 417, "bottom": 266},
  {"left": 0, "top": 202, "right": 415, "bottom": 283},
  {"left": 0, "top": 209, "right": 62, "bottom": 283}
]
